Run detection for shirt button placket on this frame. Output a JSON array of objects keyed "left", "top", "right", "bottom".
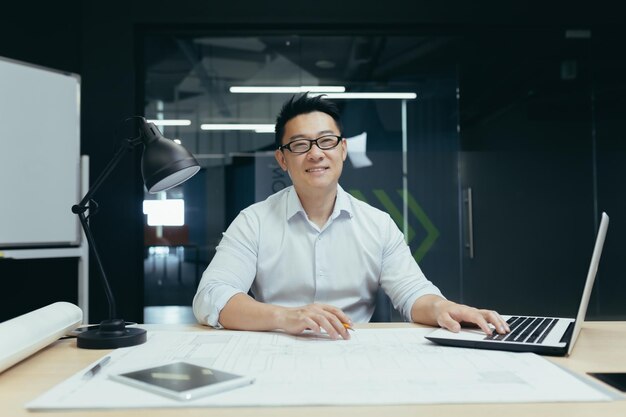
[{"left": 314, "top": 233, "right": 325, "bottom": 301}]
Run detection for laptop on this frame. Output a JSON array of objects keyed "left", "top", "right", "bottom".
[{"left": 425, "top": 212, "right": 609, "bottom": 356}]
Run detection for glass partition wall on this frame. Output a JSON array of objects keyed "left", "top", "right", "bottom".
[{"left": 141, "top": 31, "right": 626, "bottom": 323}]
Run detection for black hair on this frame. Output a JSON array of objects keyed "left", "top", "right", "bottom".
[{"left": 274, "top": 93, "right": 342, "bottom": 149}]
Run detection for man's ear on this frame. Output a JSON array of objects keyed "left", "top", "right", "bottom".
[
  {"left": 275, "top": 149, "right": 288, "bottom": 171},
  {"left": 341, "top": 138, "right": 347, "bottom": 162}
]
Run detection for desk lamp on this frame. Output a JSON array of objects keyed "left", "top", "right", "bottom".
[{"left": 72, "top": 117, "right": 200, "bottom": 349}]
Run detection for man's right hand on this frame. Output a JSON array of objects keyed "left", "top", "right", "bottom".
[
  {"left": 218, "top": 294, "right": 352, "bottom": 340},
  {"left": 275, "top": 303, "right": 353, "bottom": 340}
]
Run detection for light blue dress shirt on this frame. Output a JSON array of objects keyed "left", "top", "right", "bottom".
[{"left": 193, "top": 185, "right": 443, "bottom": 327}]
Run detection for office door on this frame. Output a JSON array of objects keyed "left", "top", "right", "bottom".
[
  {"left": 455, "top": 30, "right": 601, "bottom": 317},
  {"left": 459, "top": 151, "right": 596, "bottom": 317}
]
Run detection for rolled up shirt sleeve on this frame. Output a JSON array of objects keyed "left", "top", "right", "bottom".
[
  {"left": 193, "top": 211, "right": 259, "bottom": 328},
  {"left": 378, "top": 214, "right": 444, "bottom": 322}
]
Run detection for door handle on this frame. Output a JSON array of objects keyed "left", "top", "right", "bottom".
[{"left": 464, "top": 187, "right": 475, "bottom": 259}]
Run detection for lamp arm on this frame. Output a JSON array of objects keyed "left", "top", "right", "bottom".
[
  {"left": 75, "top": 210, "right": 117, "bottom": 319},
  {"left": 71, "top": 137, "right": 142, "bottom": 320},
  {"left": 75, "top": 138, "right": 141, "bottom": 209}
]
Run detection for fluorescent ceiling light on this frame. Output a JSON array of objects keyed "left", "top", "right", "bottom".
[
  {"left": 230, "top": 86, "right": 346, "bottom": 94},
  {"left": 201, "top": 123, "right": 275, "bottom": 132},
  {"left": 147, "top": 119, "right": 192, "bottom": 126},
  {"left": 254, "top": 126, "right": 275, "bottom": 133},
  {"left": 313, "top": 92, "right": 417, "bottom": 99}
]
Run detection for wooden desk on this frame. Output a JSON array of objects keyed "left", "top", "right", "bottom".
[{"left": 1, "top": 322, "right": 624, "bottom": 416}]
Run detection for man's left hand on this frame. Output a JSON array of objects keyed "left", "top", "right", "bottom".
[{"left": 432, "top": 298, "right": 510, "bottom": 335}]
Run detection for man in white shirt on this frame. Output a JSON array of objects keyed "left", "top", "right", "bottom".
[{"left": 193, "top": 94, "right": 510, "bottom": 340}]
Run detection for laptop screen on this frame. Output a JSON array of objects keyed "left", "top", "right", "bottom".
[{"left": 568, "top": 212, "right": 609, "bottom": 355}]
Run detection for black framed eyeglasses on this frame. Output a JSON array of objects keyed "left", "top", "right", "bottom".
[{"left": 279, "top": 135, "right": 342, "bottom": 154}]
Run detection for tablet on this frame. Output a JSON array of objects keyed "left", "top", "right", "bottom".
[
  {"left": 110, "top": 362, "right": 255, "bottom": 401},
  {"left": 588, "top": 372, "right": 626, "bottom": 393}
]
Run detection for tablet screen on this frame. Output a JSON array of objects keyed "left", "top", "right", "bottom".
[
  {"left": 111, "top": 362, "right": 254, "bottom": 400},
  {"left": 118, "top": 362, "right": 243, "bottom": 393}
]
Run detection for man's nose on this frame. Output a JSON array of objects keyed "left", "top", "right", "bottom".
[{"left": 306, "top": 144, "right": 325, "bottom": 159}]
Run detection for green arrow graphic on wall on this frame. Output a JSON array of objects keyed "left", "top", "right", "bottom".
[{"left": 349, "top": 189, "right": 439, "bottom": 262}]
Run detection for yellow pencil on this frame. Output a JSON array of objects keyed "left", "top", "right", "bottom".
[{"left": 342, "top": 322, "right": 355, "bottom": 331}]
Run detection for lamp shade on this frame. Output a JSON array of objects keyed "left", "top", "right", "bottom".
[{"left": 139, "top": 120, "right": 200, "bottom": 193}]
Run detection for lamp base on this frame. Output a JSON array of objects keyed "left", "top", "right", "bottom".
[{"left": 77, "top": 318, "right": 147, "bottom": 349}]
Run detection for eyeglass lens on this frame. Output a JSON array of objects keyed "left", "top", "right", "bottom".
[{"left": 287, "top": 136, "right": 340, "bottom": 153}]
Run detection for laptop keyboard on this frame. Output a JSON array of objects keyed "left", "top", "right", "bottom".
[{"left": 484, "top": 316, "right": 557, "bottom": 344}]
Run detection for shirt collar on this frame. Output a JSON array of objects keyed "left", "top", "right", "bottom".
[
  {"left": 286, "top": 185, "right": 354, "bottom": 221},
  {"left": 332, "top": 184, "right": 354, "bottom": 219},
  {"left": 286, "top": 187, "right": 305, "bottom": 220}
]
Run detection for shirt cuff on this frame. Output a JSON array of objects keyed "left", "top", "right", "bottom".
[
  {"left": 401, "top": 288, "right": 445, "bottom": 322},
  {"left": 206, "top": 288, "right": 244, "bottom": 329}
]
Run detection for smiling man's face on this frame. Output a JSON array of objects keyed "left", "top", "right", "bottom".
[{"left": 274, "top": 111, "right": 347, "bottom": 196}]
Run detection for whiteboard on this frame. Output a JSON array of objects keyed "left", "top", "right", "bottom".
[{"left": 0, "top": 56, "right": 81, "bottom": 247}]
